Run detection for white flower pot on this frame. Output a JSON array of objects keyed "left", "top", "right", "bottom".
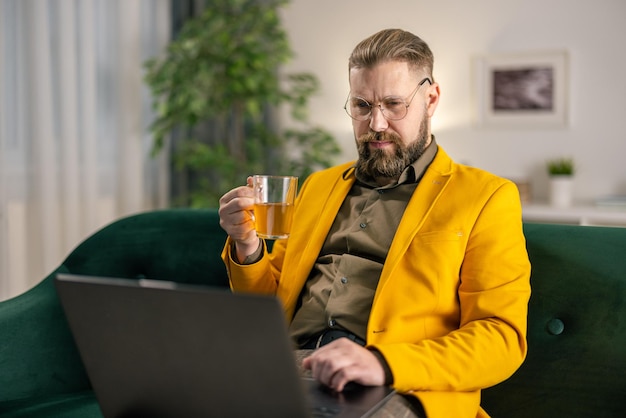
[{"left": 549, "top": 175, "right": 573, "bottom": 208}]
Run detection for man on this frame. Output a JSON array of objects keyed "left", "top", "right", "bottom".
[{"left": 219, "top": 28, "right": 531, "bottom": 418}]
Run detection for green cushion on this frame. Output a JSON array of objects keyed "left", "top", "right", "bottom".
[
  {"left": 0, "top": 208, "right": 229, "bottom": 408},
  {"left": 0, "top": 264, "right": 91, "bottom": 402},
  {"left": 60, "top": 208, "right": 229, "bottom": 285},
  {"left": 482, "top": 223, "right": 626, "bottom": 417},
  {"left": 0, "top": 391, "right": 101, "bottom": 418}
]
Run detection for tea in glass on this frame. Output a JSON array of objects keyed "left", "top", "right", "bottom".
[{"left": 253, "top": 175, "right": 298, "bottom": 239}]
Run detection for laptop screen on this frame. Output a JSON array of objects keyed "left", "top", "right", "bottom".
[{"left": 55, "top": 274, "right": 394, "bottom": 418}]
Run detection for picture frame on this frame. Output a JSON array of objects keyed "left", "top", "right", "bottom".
[{"left": 474, "top": 50, "right": 568, "bottom": 128}]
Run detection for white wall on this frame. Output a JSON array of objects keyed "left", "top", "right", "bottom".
[{"left": 280, "top": 0, "right": 626, "bottom": 203}]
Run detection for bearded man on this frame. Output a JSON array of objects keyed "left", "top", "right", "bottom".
[{"left": 218, "top": 28, "right": 531, "bottom": 418}]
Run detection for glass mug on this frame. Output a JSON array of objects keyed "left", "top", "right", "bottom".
[{"left": 252, "top": 175, "right": 298, "bottom": 239}]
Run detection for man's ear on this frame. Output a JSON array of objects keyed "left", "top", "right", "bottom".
[{"left": 426, "top": 82, "right": 440, "bottom": 117}]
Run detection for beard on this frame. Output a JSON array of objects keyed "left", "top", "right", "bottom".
[{"left": 354, "top": 117, "right": 430, "bottom": 182}]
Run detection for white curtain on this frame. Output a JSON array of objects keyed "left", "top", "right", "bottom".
[{"left": 0, "top": 0, "right": 172, "bottom": 301}]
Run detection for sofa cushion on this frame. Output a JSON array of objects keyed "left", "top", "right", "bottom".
[
  {"left": 0, "top": 391, "right": 101, "bottom": 418},
  {"left": 0, "top": 209, "right": 230, "bottom": 405},
  {"left": 61, "top": 208, "right": 230, "bottom": 286},
  {"left": 482, "top": 223, "right": 626, "bottom": 417},
  {"left": 0, "top": 265, "right": 91, "bottom": 402}
]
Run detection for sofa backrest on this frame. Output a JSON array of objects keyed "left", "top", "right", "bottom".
[
  {"left": 62, "top": 208, "right": 230, "bottom": 286},
  {"left": 482, "top": 223, "right": 626, "bottom": 417},
  {"left": 0, "top": 208, "right": 230, "bottom": 402},
  {"left": 4, "top": 209, "right": 625, "bottom": 415}
]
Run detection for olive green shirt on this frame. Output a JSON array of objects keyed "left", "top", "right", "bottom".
[{"left": 289, "top": 139, "right": 439, "bottom": 347}]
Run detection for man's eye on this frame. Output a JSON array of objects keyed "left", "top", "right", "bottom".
[
  {"left": 354, "top": 100, "right": 370, "bottom": 109},
  {"left": 383, "top": 98, "right": 404, "bottom": 108}
]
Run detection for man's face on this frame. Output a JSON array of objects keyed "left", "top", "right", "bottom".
[{"left": 349, "top": 61, "right": 439, "bottom": 182}]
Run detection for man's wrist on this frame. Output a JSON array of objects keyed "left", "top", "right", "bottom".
[
  {"left": 367, "top": 347, "right": 394, "bottom": 385},
  {"left": 233, "top": 238, "right": 263, "bottom": 264}
]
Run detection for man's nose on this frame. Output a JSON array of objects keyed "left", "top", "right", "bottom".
[{"left": 369, "top": 106, "right": 389, "bottom": 132}]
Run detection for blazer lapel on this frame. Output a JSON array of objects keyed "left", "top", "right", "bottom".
[
  {"left": 376, "top": 148, "right": 455, "bottom": 294},
  {"left": 278, "top": 164, "right": 355, "bottom": 314}
]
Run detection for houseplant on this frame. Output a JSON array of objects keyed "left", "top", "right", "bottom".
[
  {"left": 547, "top": 157, "right": 575, "bottom": 207},
  {"left": 144, "top": 0, "right": 340, "bottom": 207},
  {"left": 547, "top": 158, "right": 575, "bottom": 176}
]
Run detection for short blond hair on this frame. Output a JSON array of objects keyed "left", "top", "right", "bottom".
[{"left": 348, "top": 29, "right": 434, "bottom": 79}]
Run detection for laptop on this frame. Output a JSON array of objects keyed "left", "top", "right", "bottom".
[{"left": 55, "top": 273, "right": 395, "bottom": 418}]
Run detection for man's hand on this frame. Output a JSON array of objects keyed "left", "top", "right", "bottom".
[
  {"left": 218, "top": 177, "right": 259, "bottom": 260},
  {"left": 302, "top": 338, "right": 386, "bottom": 392}
]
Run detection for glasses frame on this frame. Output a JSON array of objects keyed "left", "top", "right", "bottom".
[{"left": 344, "top": 77, "right": 432, "bottom": 121}]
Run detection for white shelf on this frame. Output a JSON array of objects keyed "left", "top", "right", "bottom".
[{"left": 522, "top": 203, "right": 626, "bottom": 227}]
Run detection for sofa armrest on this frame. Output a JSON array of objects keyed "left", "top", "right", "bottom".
[
  {"left": 0, "top": 266, "right": 91, "bottom": 402},
  {"left": 0, "top": 208, "right": 230, "bottom": 403}
]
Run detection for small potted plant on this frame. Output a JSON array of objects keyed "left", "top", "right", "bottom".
[
  {"left": 548, "top": 158, "right": 575, "bottom": 177},
  {"left": 547, "top": 158, "right": 575, "bottom": 207}
]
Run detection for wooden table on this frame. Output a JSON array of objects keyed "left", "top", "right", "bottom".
[{"left": 294, "top": 350, "right": 424, "bottom": 418}]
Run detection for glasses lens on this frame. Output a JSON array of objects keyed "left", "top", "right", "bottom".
[
  {"left": 346, "top": 97, "right": 371, "bottom": 120},
  {"left": 381, "top": 97, "right": 408, "bottom": 120}
]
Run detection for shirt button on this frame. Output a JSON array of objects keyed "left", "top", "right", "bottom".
[
  {"left": 359, "top": 222, "right": 367, "bottom": 229},
  {"left": 329, "top": 319, "right": 336, "bottom": 327},
  {"left": 340, "top": 277, "right": 348, "bottom": 284}
]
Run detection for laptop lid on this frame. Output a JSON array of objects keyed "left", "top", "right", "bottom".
[{"left": 55, "top": 273, "right": 394, "bottom": 418}]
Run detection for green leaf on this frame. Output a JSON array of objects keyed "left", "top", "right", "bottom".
[{"left": 143, "top": 0, "right": 339, "bottom": 208}]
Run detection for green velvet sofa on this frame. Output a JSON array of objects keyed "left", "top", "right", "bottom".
[{"left": 1, "top": 208, "right": 625, "bottom": 417}]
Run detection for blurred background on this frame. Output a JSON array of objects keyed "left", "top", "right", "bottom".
[{"left": 1, "top": 0, "right": 625, "bottom": 301}]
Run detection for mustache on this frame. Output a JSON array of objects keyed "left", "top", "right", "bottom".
[{"left": 358, "top": 131, "right": 402, "bottom": 145}]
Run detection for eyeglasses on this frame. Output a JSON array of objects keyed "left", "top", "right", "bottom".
[{"left": 344, "top": 77, "right": 432, "bottom": 121}]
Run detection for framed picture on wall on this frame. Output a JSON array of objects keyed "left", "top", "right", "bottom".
[{"left": 474, "top": 51, "right": 568, "bottom": 128}]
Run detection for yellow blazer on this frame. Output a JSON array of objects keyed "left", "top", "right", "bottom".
[{"left": 222, "top": 147, "right": 531, "bottom": 418}]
